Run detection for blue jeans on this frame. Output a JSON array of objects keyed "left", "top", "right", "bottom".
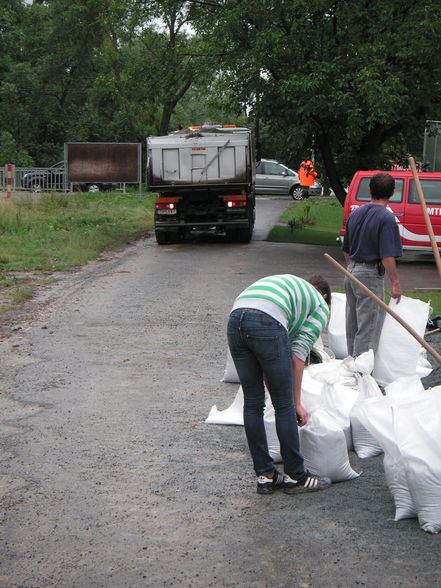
[
  {"left": 227, "top": 308, "right": 305, "bottom": 477},
  {"left": 344, "top": 262, "right": 385, "bottom": 357}
]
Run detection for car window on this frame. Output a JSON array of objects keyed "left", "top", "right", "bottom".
[
  {"left": 355, "top": 177, "right": 403, "bottom": 203},
  {"left": 256, "top": 161, "right": 263, "bottom": 173},
  {"left": 264, "top": 162, "right": 285, "bottom": 175},
  {"left": 409, "top": 179, "right": 441, "bottom": 204}
]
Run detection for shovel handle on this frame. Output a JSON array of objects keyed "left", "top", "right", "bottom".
[{"left": 408, "top": 157, "right": 441, "bottom": 284}]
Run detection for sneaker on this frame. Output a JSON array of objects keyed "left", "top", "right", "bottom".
[
  {"left": 256, "top": 469, "right": 285, "bottom": 495},
  {"left": 283, "top": 470, "right": 331, "bottom": 494}
]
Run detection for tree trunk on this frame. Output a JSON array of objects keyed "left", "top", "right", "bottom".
[
  {"left": 158, "top": 77, "right": 192, "bottom": 136},
  {"left": 316, "top": 129, "right": 346, "bottom": 206}
]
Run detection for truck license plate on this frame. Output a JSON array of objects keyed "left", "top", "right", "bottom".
[{"left": 158, "top": 210, "right": 177, "bottom": 215}]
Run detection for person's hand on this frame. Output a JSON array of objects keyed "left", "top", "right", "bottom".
[
  {"left": 296, "top": 405, "right": 308, "bottom": 427},
  {"left": 390, "top": 282, "right": 402, "bottom": 304}
]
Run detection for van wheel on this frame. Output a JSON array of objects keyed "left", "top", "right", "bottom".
[{"left": 290, "top": 185, "right": 304, "bottom": 200}]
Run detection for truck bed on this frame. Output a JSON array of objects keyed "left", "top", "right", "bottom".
[{"left": 147, "top": 128, "right": 252, "bottom": 190}]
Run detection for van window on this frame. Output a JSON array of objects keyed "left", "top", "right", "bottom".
[
  {"left": 409, "top": 180, "right": 441, "bottom": 204},
  {"left": 355, "top": 177, "right": 403, "bottom": 202}
]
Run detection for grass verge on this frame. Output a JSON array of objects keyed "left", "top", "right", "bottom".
[
  {"left": 267, "top": 198, "right": 343, "bottom": 246},
  {"left": 0, "top": 191, "right": 155, "bottom": 314},
  {"left": 0, "top": 191, "right": 155, "bottom": 272},
  {"left": 0, "top": 275, "right": 36, "bottom": 314}
]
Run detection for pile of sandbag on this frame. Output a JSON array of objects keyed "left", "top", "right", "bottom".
[
  {"left": 209, "top": 293, "right": 440, "bottom": 533},
  {"left": 355, "top": 376, "right": 441, "bottom": 534},
  {"left": 208, "top": 351, "right": 381, "bottom": 483}
]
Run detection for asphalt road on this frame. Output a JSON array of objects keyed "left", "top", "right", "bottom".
[{"left": 0, "top": 197, "right": 440, "bottom": 587}]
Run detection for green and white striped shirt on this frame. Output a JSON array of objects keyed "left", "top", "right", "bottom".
[{"left": 232, "top": 274, "right": 329, "bottom": 361}]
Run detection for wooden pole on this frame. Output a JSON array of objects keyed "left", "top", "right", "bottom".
[
  {"left": 324, "top": 253, "right": 441, "bottom": 365},
  {"left": 408, "top": 156, "right": 441, "bottom": 283},
  {"left": 7, "top": 163, "right": 12, "bottom": 198}
]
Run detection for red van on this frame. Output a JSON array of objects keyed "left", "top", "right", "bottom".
[{"left": 341, "top": 170, "right": 441, "bottom": 251}]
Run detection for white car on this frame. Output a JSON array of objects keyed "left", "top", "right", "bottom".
[{"left": 255, "top": 158, "right": 322, "bottom": 199}]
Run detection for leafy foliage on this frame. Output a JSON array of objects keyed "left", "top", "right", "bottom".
[
  {"left": 1, "top": 0, "right": 441, "bottom": 203},
  {"left": 200, "top": 0, "right": 441, "bottom": 203}
]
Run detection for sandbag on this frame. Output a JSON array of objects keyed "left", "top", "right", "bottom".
[
  {"left": 327, "top": 292, "right": 349, "bottom": 359},
  {"left": 221, "top": 348, "right": 240, "bottom": 383},
  {"left": 393, "top": 389, "right": 441, "bottom": 534},
  {"left": 373, "top": 296, "right": 430, "bottom": 386},
  {"left": 300, "top": 409, "right": 360, "bottom": 482},
  {"left": 205, "top": 386, "right": 243, "bottom": 425},
  {"left": 351, "top": 400, "right": 383, "bottom": 459},
  {"left": 310, "top": 362, "right": 359, "bottom": 451},
  {"left": 356, "top": 376, "right": 427, "bottom": 521},
  {"left": 263, "top": 403, "right": 282, "bottom": 463},
  {"left": 347, "top": 351, "right": 384, "bottom": 458}
]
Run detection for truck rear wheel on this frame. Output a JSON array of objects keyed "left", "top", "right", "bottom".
[
  {"left": 155, "top": 230, "right": 179, "bottom": 245},
  {"left": 226, "top": 226, "right": 252, "bottom": 243},
  {"left": 155, "top": 230, "right": 168, "bottom": 245}
]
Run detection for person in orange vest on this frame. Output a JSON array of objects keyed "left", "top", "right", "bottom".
[{"left": 298, "top": 158, "right": 317, "bottom": 199}]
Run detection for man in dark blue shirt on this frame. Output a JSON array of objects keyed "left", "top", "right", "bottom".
[{"left": 342, "top": 172, "right": 402, "bottom": 357}]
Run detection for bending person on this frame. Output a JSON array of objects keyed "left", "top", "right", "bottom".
[{"left": 227, "top": 274, "right": 332, "bottom": 495}]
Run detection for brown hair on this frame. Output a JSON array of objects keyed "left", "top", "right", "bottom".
[
  {"left": 308, "top": 275, "right": 331, "bottom": 306},
  {"left": 369, "top": 172, "right": 395, "bottom": 200}
]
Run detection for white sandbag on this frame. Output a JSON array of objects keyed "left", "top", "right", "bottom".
[
  {"left": 393, "top": 389, "right": 441, "bottom": 534},
  {"left": 355, "top": 396, "right": 415, "bottom": 521},
  {"left": 347, "top": 351, "right": 384, "bottom": 458},
  {"left": 311, "top": 363, "right": 359, "bottom": 451},
  {"left": 416, "top": 348, "right": 432, "bottom": 379},
  {"left": 205, "top": 386, "right": 243, "bottom": 425},
  {"left": 301, "top": 369, "right": 325, "bottom": 414},
  {"left": 356, "top": 377, "right": 427, "bottom": 521},
  {"left": 300, "top": 409, "right": 360, "bottom": 482},
  {"left": 385, "top": 375, "right": 425, "bottom": 400},
  {"left": 221, "top": 348, "right": 240, "bottom": 383},
  {"left": 327, "top": 292, "right": 348, "bottom": 359},
  {"left": 373, "top": 296, "right": 430, "bottom": 386},
  {"left": 263, "top": 403, "right": 282, "bottom": 463},
  {"left": 350, "top": 403, "right": 383, "bottom": 459}
]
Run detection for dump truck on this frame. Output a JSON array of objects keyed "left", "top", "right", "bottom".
[{"left": 147, "top": 124, "right": 256, "bottom": 244}]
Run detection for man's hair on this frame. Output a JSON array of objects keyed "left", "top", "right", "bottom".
[
  {"left": 308, "top": 275, "right": 331, "bottom": 306},
  {"left": 369, "top": 172, "right": 395, "bottom": 200}
]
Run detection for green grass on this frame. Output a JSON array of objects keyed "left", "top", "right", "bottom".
[
  {"left": 0, "top": 275, "right": 36, "bottom": 314},
  {"left": 267, "top": 198, "right": 343, "bottom": 246},
  {"left": 0, "top": 192, "right": 155, "bottom": 271}
]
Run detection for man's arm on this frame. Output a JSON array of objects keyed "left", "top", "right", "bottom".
[{"left": 381, "top": 256, "right": 401, "bottom": 303}]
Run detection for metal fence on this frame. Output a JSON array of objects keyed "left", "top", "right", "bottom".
[{"left": 1, "top": 164, "right": 125, "bottom": 194}]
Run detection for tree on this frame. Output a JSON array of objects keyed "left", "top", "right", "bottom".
[
  {"left": 201, "top": 0, "right": 441, "bottom": 204},
  {"left": 101, "top": 0, "right": 217, "bottom": 138},
  {"left": 0, "top": 0, "right": 108, "bottom": 164}
]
